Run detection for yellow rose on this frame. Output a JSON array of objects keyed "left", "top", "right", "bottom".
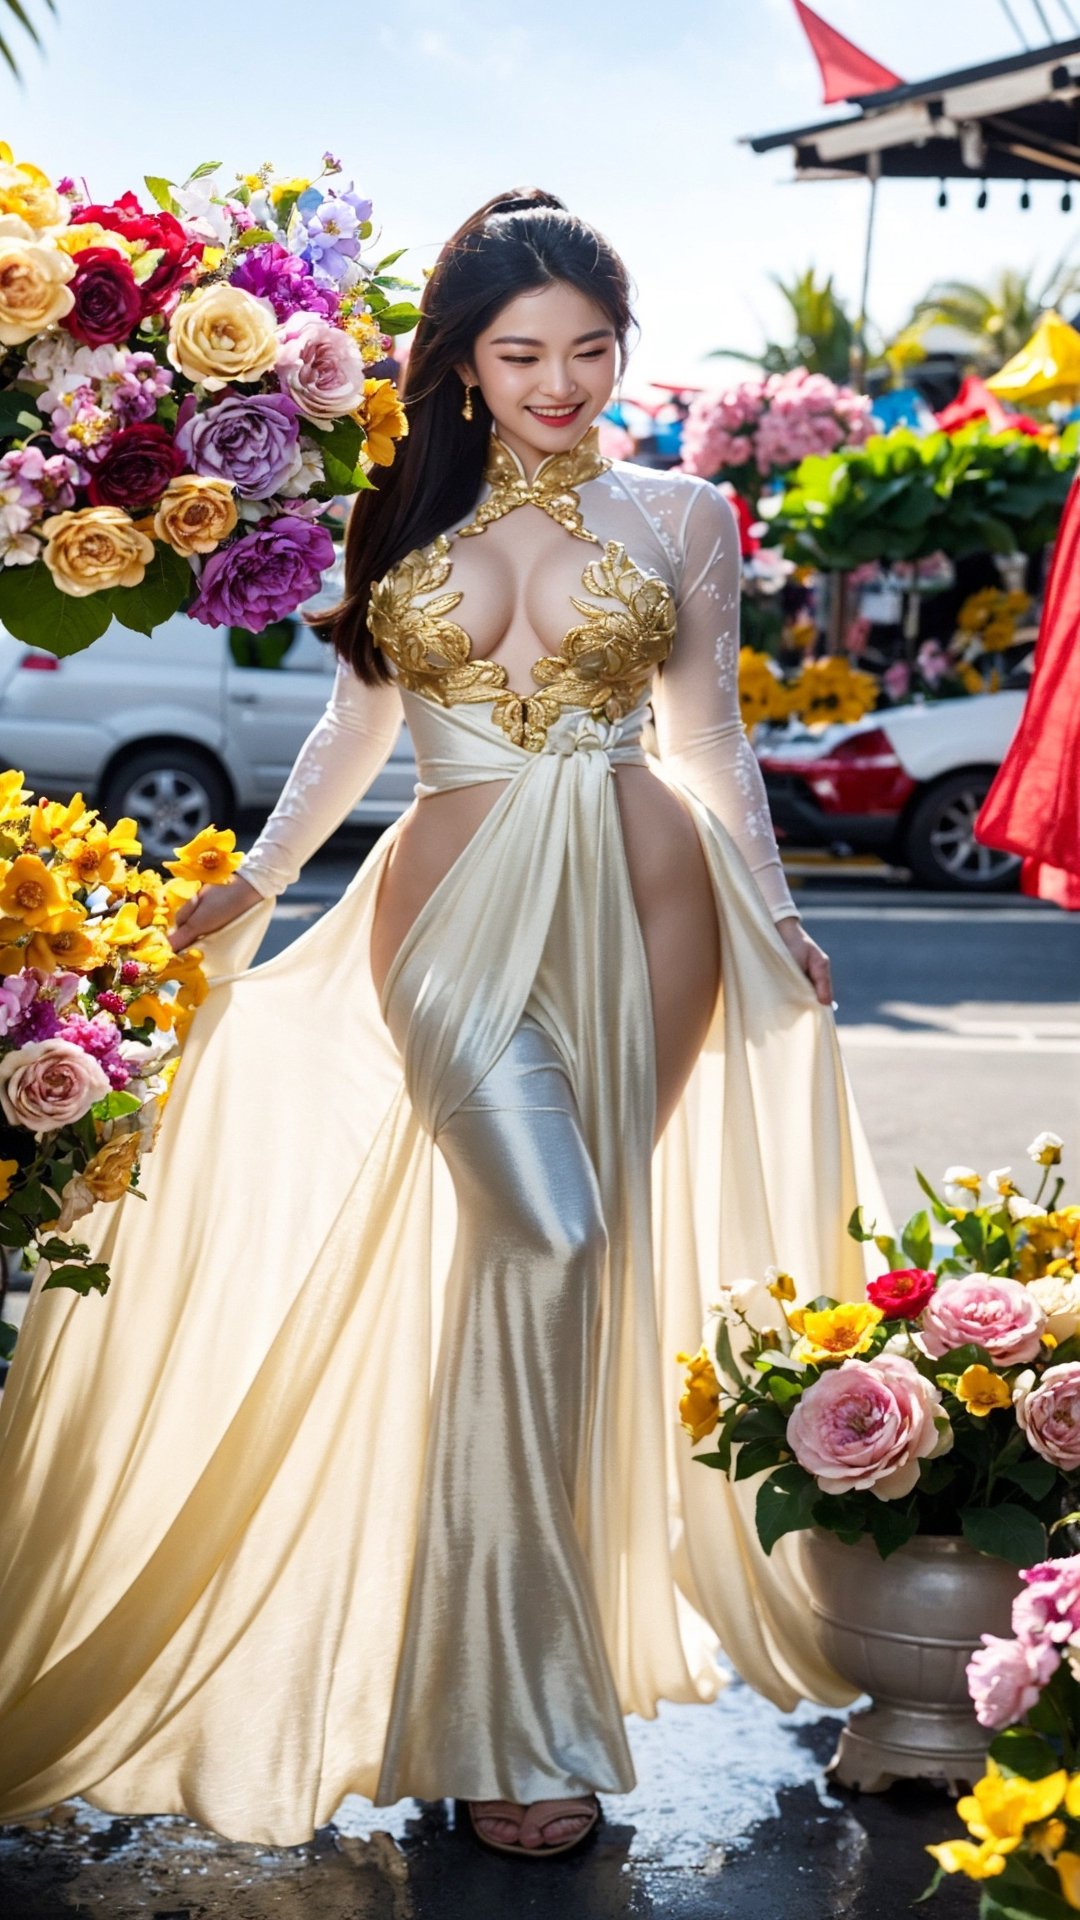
[
  {"left": 0, "top": 235, "right": 74, "bottom": 345},
  {"left": 153, "top": 475, "right": 238, "bottom": 556},
  {"left": 41, "top": 506, "right": 155, "bottom": 598},
  {"left": 166, "top": 283, "right": 279, "bottom": 390},
  {"left": 0, "top": 158, "right": 66, "bottom": 232},
  {"left": 676, "top": 1345, "right": 721, "bottom": 1443}
]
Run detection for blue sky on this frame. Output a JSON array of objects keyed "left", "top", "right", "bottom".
[{"left": 2, "top": 0, "right": 1078, "bottom": 393}]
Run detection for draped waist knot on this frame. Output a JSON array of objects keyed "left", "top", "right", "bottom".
[
  {"left": 543, "top": 708, "right": 648, "bottom": 767},
  {"left": 402, "top": 686, "right": 651, "bottom": 798}
]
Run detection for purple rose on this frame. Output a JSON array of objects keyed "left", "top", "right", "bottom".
[
  {"left": 187, "top": 516, "right": 335, "bottom": 631},
  {"left": 175, "top": 391, "right": 301, "bottom": 500},
  {"left": 229, "top": 243, "right": 337, "bottom": 324}
]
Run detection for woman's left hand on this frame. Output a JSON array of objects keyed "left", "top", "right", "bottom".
[{"left": 775, "top": 913, "right": 835, "bottom": 1008}]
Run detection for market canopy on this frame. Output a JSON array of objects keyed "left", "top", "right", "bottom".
[
  {"left": 743, "top": 35, "right": 1080, "bottom": 182},
  {"left": 985, "top": 310, "right": 1080, "bottom": 406}
]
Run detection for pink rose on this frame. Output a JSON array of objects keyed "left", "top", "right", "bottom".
[
  {"left": 787, "top": 1351, "right": 951, "bottom": 1499},
  {"left": 920, "top": 1273, "right": 1046, "bottom": 1366},
  {"left": 1012, "top": 1558, "right": 1080, "bottom": 1644},
  {"left": 966, "top": 1632, "right": 1060, "bottom": 1730},
  {"left": 0, "top": 1036, "right": 110, "bottom": 1132},
  {"left": 274, "top": 313, "right": 367, "bottom": 423},
  {"left": 1015, "top": 1364, "right": 1080, "bottom": 1471}
]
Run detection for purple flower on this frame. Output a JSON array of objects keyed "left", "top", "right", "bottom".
[
  {"left": 0, "top": 446, "right": 80, "bottom": 516},
  {"left": 58, "top": 1011, "right": 131, "bottom": 1089},
  {"left": 111, "top": 350, "right": 173, "bottom": 424},
  {"left": 175, "top": 390, "right": 301, "bottom": 500},
  {"left": 229, "top": 243, "right": 337, "bottom": 324},
  {"left": 10, "top": 999, "right": 63, "bottom": 1046},
  {"left": 301, "top": 195, "right": 362, "bottom": 286},
  {"left": 187, "top": 516, "right": 335, "bottom": 631},
  {"left": 0, "top": 971, "right": 39, "bottom": 1037}
]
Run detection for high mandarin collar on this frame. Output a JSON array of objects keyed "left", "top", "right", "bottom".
[
  {"left": 482, "top": 420, "right": 610, "bottom": 492},
  {"left": 460, "top": 420, "right": 611, "bottom": 543}
]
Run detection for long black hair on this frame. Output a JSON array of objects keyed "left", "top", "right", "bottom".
[{"left": 307, "top": 186, "right": 638, "bottom": 682}]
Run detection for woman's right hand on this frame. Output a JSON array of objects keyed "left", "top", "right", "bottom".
[{"left": 167, "top": 874, "right": 268, "bottom": 953}]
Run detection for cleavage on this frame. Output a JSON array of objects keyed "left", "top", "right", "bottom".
[{"left": 446, "top": 504, "right": 593, "bottom": 689}]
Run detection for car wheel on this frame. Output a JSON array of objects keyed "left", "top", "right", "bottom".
[
  {"left": 100, "top": 747, "right": 232, "bottom": 869},
  {"left": 902, "top": 771, "right": 1022, "bottom": 892}
]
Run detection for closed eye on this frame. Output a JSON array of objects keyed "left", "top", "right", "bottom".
[{"left": 500, "top": 349, "right": 609, "bottom": 364}]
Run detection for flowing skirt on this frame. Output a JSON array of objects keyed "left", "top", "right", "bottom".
[{"left": 0, "top": 697, "right": 889, "bottom": 1844}]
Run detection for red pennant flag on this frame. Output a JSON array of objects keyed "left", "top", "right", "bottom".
[
  {"left": 975, "top": 472, "right": 1080, "bottom": 910},
  {"left": 792, "top": 1, "right": 903, "bottom": 103}
]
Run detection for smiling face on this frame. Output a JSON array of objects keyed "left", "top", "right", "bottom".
[{"left": 456, "top": 280, "right": 618, "bottom": 481}]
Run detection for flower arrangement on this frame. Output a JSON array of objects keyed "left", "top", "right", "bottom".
[
  {"left": 926, "top": 1558, "right": 1080, "bottom": 1911},
  {"left": 738, "top": 646, "right": 878, "bottom": 734},
  {"left": 0, "top": 147, "right": 418, "bottom": 655},
  {"left": 0, "top": 764, "right": 242, "bottom": 1358},
  {"left": 678, "top": 1131, "right": 1080, "bottom": 1567},
  {"left": 678, "top": 368, "right": 876, "bottom": 503}
]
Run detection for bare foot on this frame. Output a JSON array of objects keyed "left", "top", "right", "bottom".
[
  {"left": 468, "top": 1799, "right": 526, "bottom": 1847},
  {"left": 516, "top": 1795, "right": 598, "bottom": 1850}
]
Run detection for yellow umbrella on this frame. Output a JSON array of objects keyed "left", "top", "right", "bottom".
[{"left": 985, "top": 309, "right": 1080, "bottom": 408}]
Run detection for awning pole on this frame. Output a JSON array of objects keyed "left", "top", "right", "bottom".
[{"left": 850, "top": 153, "right": 880, "bottom": 394}]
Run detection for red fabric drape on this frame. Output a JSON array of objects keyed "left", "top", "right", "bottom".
[
  {"left": 975, "top": 471, "right": 1080, "bottom": 906},
  {"left": 791, "top": 1, "right": 903, "bottom": 103}
]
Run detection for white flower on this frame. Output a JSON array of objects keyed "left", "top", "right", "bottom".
[
  {"left": 882, "top": 1328, "right": 920, "bottom": 1359},
  {"left": 988, "top": 1167, "right": 1019, "bottom": 1198},
  {"left": 1027, "top": 1273, "right": 1080, "bottom": 1343},
  {"left": 1067, "top": 1637, "right": 1080, "bottom": 1687},
  {"left": 943, "top": 1164, "right": 981, "bottom": 1208},
  {"left": 1008, "top": 1197, "right": 1049, "bottom": 1223},
  {"left": 170, "top": 177, "right": 232, "bottom": 246},
  {"left": 0, "top": 500, "right": 37, "bottom": 566},
  {"left": 1028, "top": 1130, "right": 1064, "bottom": 1167},
  {"left": 278, "top": 437, "right": 325, "bottom": 497},
  {"left": 1011, "top": 1367, "right": 1037, "bottom": 1412}
]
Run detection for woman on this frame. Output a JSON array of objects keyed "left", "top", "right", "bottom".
[{"left": 0, "top": 189, "right": 886, "bottom": 1858}]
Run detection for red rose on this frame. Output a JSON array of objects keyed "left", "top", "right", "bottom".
[
  {"left": 65, "top": 247, "right": 143, "bottom": 346},
  {"left": 86, "top": 424, "right": 184, "bottom": 511},
  {"left": 866, "top": 1267, "right": 938, "bottom": 1321},
  {"left": 71, "top": 192, "right": 201, "bottom": 315}
]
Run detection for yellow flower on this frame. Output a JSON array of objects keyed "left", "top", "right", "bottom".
[
  {"left": 0, "top": 769, "right": 31, "bottom": 821},
  {"left": 956, "top": 1364, "right": 1012, "bottom": 1418},
  {"left": 57, "top": 828, "right": 130, "bottom": 892},
  {"left": 166, "top": 283, "right": 279, "bottom": 391},
  {"left": 793, "top": 1301, "right": 883, "bottom": 1364},
  {"left": 100, "top": 900, "right": 147, "bottom": 949},
  {"left": 124, "top": 991, "right": 176, "bottom": 1031},
  {"left": 766, "top": 1267, "right": 797, "bottom": 1304},
  {"left": 792, "top": 657, "right": 878, "bottom": 727},
  {"left": 959, "top": 1762, "right": 1067, "bottom": 1845},
  {"left": 28, "top": 790, "right": 97, "bottom": 849},
  {"left": 41, "top": 505, "right": 154, "bottom": 598},
  {"left": 1059, "top": 1852, "right": 1080, "bottom": 1910},
  {"left": 21, "top": 917, "right": 102, "bottom": 973},
  {"left": 0, "top": 1156, "right": 19, "bottom": 1203},
  {"left": 358, "top": 377, "right": 408, "bottom": 467},
  {"left": 0, "top": 852, "right": 69, "bottom": 927},
  {"left": 163, "top": 827, "right": 244, "bottom": 885},
  {"left": 676, "top": 1345, "right": 721, "bottom": 1443},
  {"left": 0, "top": 155, "right": 66, "bottom": 232},
  {"left": 1030, "top": 1817, "right": 1068, "bottom": 1863},
  {"left": 153, "top": 473, "right": 238, "bottom": 556},
  {"left": 200, "top": 245, "right": 225, "bottom": 272},
  {"left": 81, "top": 1132, "right": 141, "bottom": 1203},
  {"left": 269, "top": 176, "right": 310, "bottom": 205},
  {"left": 925, "top": 1837, "right": 1012, "bottom": 1880},
  {"left": 0, "top": 232, "right": 75, "bottom": 345}
]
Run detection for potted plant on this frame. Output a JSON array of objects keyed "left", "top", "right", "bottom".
[{"left": 678, "top": 1132, "right": 1080, "bottom": 1790}]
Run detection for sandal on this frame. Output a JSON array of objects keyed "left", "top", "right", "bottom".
[{"left": 460, "top": 1792, "right": 601, "bottom": 1858}]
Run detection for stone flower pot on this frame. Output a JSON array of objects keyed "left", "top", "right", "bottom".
[{"left": 798, "top": 1527, "right": 1023, "bottom": 1793}]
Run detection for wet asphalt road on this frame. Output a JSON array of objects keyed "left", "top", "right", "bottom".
[{"left": 2, "top": 849, "right": 1076, "bottom": 1920}]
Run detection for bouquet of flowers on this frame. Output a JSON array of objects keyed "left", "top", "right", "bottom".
[
  {"left": 0, "top": 147, "right": 418, "bottom": 655},
  {"left": 678, "top": 1131, "right": 1080, "bottom": 1567},
  {"left": 0, "top": 764, "right": 241, "bottom": 1359},
  {"left": 926, "top": 1558, "right": 1080, "bottom": 1912},
  {"left": 739, "top": 647, "right": 878, "bottom": 734},
  {"left": 678, "top": 368, "right": 876, "bottom": 504}
]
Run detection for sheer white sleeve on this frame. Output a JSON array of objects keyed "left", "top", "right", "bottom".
[
  {"left": 238, "top": 654, "right": 404, "bottom": 899},
  {"left": 650, "top": 481, "right": 800, "bottom": 925}
]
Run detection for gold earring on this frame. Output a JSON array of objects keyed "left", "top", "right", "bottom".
[{"left": 461, "top": 381, "right": 474, "bottom": 421}]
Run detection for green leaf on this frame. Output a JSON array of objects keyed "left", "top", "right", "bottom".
[
  {"left": 0, "top": 388, "right": 43, "bottom": 439},
  {"left": 914, "top": 1167, "right": 954, "bottom": 1226},
  {"left": 690, "top": 1450, "right": 729, "bottom": 1470},
  {"left": 755, "top": 1463, "right": 820, "bottom": 1554},
  {"left": 374, "top": 301, "right": 422, "bottom": 336},
  {"left": 186, "top": 161, "right": 222, "bottom": 182},
  {"left": 900, "top": 1208, "right": 933, "bottom": 1270},
  {"left": 89, "top": 1089, "right": 142, "bottom": 1122},
  {"left": 0, "top": 1318, "right": 16, "bottom": 1362},
  {"left": 962, "top": 1503, "right": 1048, "bottom": 1567},
  {"left": 715, "top": 1316, "right": 742, "bottom": 1388},
  {"left": 373, "top": 246, "right": 409, "bottom": 271},
  {"left": 1001, "top": 1457, "right": 1058, "bottom": 1501},
  {"left": 988, "top": 1727, "right": 1062, "bottom": 1781},
  {"left": 144, "top": 175, "right": 179, "bottom": 216},
  {"left": 866, "top": 1500, "right": 919, "bottom": 1560},
  {"left": 733, "top": 1438, "right": 788, "bottom": 1482},
  {"left": 97, "top": 543, "right": 193, "bottom": 636},
  {"left": 233, "top": 226, "right": 276, "bottom": 250},
  {"left": 0, "top": 561, "right": 113, "bottom": 656}
]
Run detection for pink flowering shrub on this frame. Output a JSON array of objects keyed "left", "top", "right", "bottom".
[{"left": 678, "top": 368, "right": 877, "bottom": 501}]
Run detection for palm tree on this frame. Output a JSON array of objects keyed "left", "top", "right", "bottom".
[
  {"left": 0, "top": 0, "right": 56, "bottom": 81},
  {"left": 905, "top": 253, "right": 1080, "bottom": 368},
  {"left": 706, "top": 267, "right": 862, "bottom": 385}
]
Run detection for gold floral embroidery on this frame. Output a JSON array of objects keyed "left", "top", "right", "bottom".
[
  {"left": 456, "top": 422, "right": 611, "bottom": 542},
  {"left": 366, "top": 423, "right": 678, "bottom": 752}
]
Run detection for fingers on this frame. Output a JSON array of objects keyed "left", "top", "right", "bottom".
[{"left": 808, "top": 946, "right": 833, "bottom": 1008}]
